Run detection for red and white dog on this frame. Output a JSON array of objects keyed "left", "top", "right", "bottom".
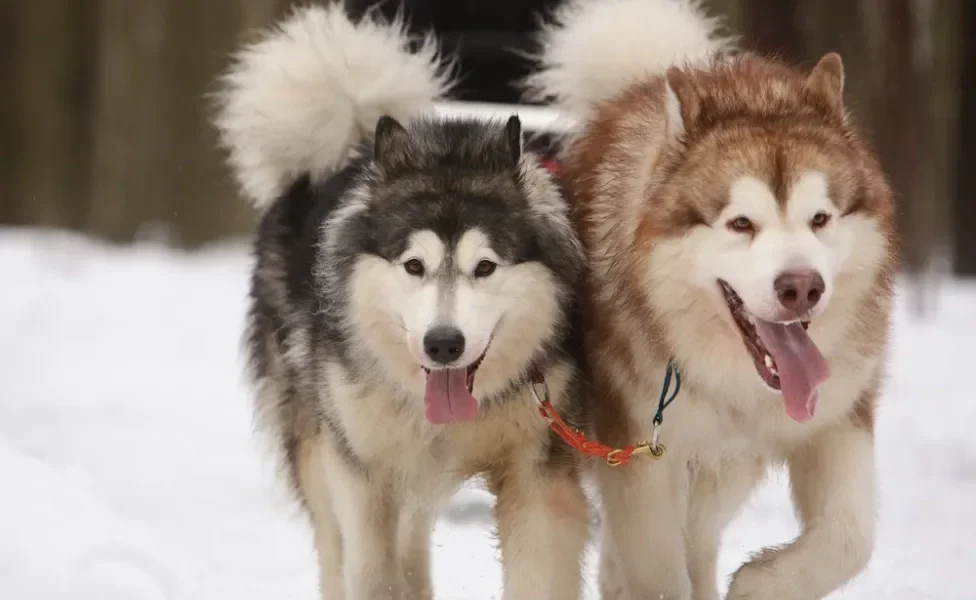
[{"left": 525, "top": 0, "right": 899, "bottom": 598}]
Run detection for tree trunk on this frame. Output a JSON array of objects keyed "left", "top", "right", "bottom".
[
  {"left": 878, "top": 0, "right": 936, "bottom": 284},
  {"left": 1, "top": 0, "right": 292, "bottom": 244},
  {"left": 861, "top": 0, "right": 937, "bottom": 310},
  {"left": 155, "top": 0, "right": 259, "bottom": 247},
  {"left": 955, "top": 0, "right": 976, "bottom": 275},
  {"left": 0, "top": 0, "right": 19, "bottom": 224},
  {"left": 10, "top": 0, "right": 95, "bottom": 230},
  {"left": 741, "top": 0, "right": 806, "bottom": 62},
  {"left": 86, "top": 0, "right": 169, "bottom": 242}
]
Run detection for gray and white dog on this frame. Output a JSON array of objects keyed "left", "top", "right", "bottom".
[{"left": 214, "top": 5, "right": 590, "bottom": 599}]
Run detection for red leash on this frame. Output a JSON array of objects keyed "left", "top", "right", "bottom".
[
  {"left": 532, "top": 156, "right": 678, "bottom": 467},
  {"left": 528, "top": 371, "right": 665, "bottom": 467}
]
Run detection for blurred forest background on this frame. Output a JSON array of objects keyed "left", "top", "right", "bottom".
[{"left": 2, "top": 0, "right": 972, "bottom": 303}]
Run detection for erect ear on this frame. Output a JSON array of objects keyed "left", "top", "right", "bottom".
[
  {"left": 664, "top": 66, "right": 700, "bottom": 137},
  {"left": 502, "top": 115, "right": 523, "bottom": 166},
  {"left": 374, "top": 115, "right": 412, "bottom": 170},
  {"left": 805, "top": 52, "right": 845, "bottom": 115}
]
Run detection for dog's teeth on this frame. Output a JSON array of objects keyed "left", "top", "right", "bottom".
[{"left": 763, "top": 354, "right": 774, "bottom": 369}]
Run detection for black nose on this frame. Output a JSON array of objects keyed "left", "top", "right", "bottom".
[
  {"left": 774, "top": 269, "right": 826, "bottom": 314},
  {"left": 423, "top": 326, "right": 465, "bottom": 364}
]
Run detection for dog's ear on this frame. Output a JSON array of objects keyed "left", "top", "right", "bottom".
[
  {"left": 664, "top": 66, "right": 699, "bottom": 137},
  {"left": 805, "top": 52, "right": 845, "bottom": 115},
  {"left": 503, "top": 115, "right": 523, "bottom": 165},
  {"left": 374, "top": 116, "right": 412, "bottom": 170}
]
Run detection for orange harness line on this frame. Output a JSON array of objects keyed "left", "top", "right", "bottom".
[
  {"left": 528, "top": 371, "right": 667, "bottom": 467},
  {"left": 535, "top": 400, "right": 663, "bottom": 467}
]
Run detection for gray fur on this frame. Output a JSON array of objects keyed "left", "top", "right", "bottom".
[
  {"left": 218, "top": 7, "right": 592, "bottom": 596},
  {"left": 246, "top": 115, "right": 588, "bottom": 492}
]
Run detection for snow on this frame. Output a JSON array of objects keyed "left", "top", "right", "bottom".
[{"left": 1, "top": 227, "right": 974, "bottom": 600}]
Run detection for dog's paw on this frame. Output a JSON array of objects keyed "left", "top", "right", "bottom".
[
  {"left": 724, "top": 563, "right": 763, "bottom": 600},
  {"left": 724, "top": 556, "right": 789, "bottom": 600}
]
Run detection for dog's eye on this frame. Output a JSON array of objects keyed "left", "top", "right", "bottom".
[
  {"left": 473, "top": 260, "right": 497, "bottom": 278},
  {"left": 727, "top": 216, "right": 754, "bottom": 234},
  {"left": 810, "top": 211, "right": 832, "bottom": 229},
  {"left": 403, "top": 258, "right": 425, "bottom": 277}
]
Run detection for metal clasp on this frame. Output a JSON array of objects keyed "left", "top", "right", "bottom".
[
  {"left": 606, "top": 449, "right": 625, "bottom": 467},
  {"left": 529, "top": 377, "right": 550, "bottom": 407},
  {"left": 605, "top": 439, "right": 666, "bottom": 467},
  {"left": 650, "top": 420, "right": 664, "bottom": 456}
]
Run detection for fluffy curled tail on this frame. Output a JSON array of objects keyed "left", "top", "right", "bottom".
[
  {"left": 522, "top": 0, "right": 734, "bottom": 120},
  {"left": 214, "top": 4, "right": 454, "bottom": 211}
]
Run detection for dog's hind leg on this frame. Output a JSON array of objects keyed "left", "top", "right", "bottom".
[
  {"left": 296, "top": 436, "right": 345, "bottom": 600},
  {"left": 489, "top": 461, "right": 589, "bottom": 600}
]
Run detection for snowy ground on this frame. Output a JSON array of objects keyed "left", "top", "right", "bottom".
[{"left": 1, "top": 227, "right": 974, "bottom": 600}]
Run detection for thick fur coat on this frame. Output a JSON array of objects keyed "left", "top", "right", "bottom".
[
  {"left": 525, "top": 1, "right": 899, "bottom": 598},
  {"left": 214, "top": 5, "right": 591, "bottom": 599}
]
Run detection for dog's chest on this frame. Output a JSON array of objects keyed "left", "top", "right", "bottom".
[
  {"left": 649, "top": 397, "right": 774, "bottom": 463},
  {"left": 326, "top": 378, "right": 444, "bottom": 466},
  {"left": 327, "top": 378, "right": 554, "bottom": 481},
  {"left": 661, "top": 364, "right": 874, "bottom": 463}
]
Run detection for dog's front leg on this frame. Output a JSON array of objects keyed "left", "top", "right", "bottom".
[
  {"left": 685, "top": 458, "right": 767, "bottom": 600},
  {"left": 726, "top": 416, "right": 875, "bottom": 600},
  {"left": 328, "top": 459, "right": 402, "bottom": 599},
  {"left": 489, "top": 463, "right": 589, "bottom": 600},
  {"left": 397, "top": 502, "right": 435, "bottom": 600},
  {"left": 597, "top": 457, "right": 692, "bottom": 600}
]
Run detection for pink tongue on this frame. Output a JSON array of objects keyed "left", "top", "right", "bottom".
[
  {"left": 424, "top": 368, "right": 479, "bottom": 424},
  {"left": 754, "top": 321, "right": 831, "bottom": 423}
]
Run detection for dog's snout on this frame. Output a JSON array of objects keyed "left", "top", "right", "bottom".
[
  {"left": 423, "top": 326, "right": 465, "bottom": 364},
  {"left": 774, "top": 269, "right": 825, "bottom": 314}
]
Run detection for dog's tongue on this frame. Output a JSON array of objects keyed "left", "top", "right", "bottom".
[
  {"left": 754, "top": 320, "right": 830, "bottom": 423},
  {"left": 424, "top": 368, "right": 478, "bottom": 424}
]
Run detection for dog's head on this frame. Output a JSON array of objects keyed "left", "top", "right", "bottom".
[
  {"left": 631, "top": 54, "right": 896, "bottom": 421},
  {"left": 323, "top": 116, "right": 583, "bottom": 424}
]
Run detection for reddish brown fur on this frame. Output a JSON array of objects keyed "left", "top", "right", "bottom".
[{"left": 564, "top": 52, "right": 899, "bottom": 447}]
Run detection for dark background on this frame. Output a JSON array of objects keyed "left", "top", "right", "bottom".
[{"left": 2, "top": 0, "right": 969, "bottom": 301}]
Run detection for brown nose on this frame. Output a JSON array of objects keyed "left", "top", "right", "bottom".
[{"left": 774, "top": 269, "right": 825, "bottom": 314}]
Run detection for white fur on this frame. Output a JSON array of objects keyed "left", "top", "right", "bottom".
[
  {"left": 295, "top": 229, "right": 588, "bottom": 597},
  {"left": 641, "top": 170, "right": 888, "bottom": 412},
  {"left": 450, "top": 229, "right": 506, "bottom": 366},
  {"left": 597, "top": 281, "right": 884, "bottom": 599},
  {"left": 214, "top": 4, "right": 454, "bottom": 210},
  {"left": 403, "top": 230, "right": 448, "bottom": 272},
  {"left": 695, "top": 173, "right": 838, "bottom": 322},
  {"left": 727, "top": 425, "right": 876, "bottom": 599},
  {"left": 680, "top": 170, "right": 886, "bottom": 334},
  {"left": 316, "top": 358, "right": 587, "bottom": 599},
  {"left": 664, "top": 83, "right": 687, "bottom": 137},
  {"left": 523, "top": 0, "right": 734, "bottom": 119},
  {"left": 398, "top": 230, "right": 445, "bottom": 364},
  {"left": 346, "top": 229, "right": 564, "bottom": 410},
  {"left": 594, "top": 177, "right": 889, "bottom": 598}
]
